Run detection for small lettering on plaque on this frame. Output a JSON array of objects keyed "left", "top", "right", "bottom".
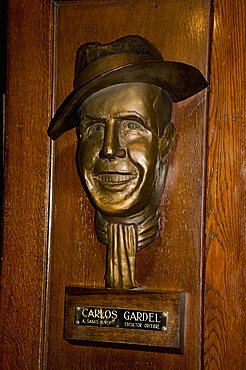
[{"left": 75, "top": 306, "right": 168, "bottom": 332}]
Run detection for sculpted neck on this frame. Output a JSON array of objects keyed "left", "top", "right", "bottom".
[
  {"left": 95, "top": 205, "right": 160, "bottom": 251},
  {"left": 95, "top": 206, "right": 160, "bottom": 289}
]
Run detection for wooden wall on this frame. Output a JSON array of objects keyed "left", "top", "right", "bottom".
[
  {"left": 0, "top": 0, "right": 52, "bottom": 369},
  {"left": 0, "top": 0, "right": 245, "bottom": 369},
  {"left": 204, "top": 0, "right": 246, "bottom": 368}
]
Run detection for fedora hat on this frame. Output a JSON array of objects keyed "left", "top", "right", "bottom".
[{"left": 48, "top": 35, "right": 207, "bottom": 140}]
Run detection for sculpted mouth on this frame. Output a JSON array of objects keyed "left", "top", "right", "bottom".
[{"left": 94, "top": 172, "right": 137, "bottom": 184}]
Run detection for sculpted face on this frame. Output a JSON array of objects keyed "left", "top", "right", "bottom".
[{"left": 77, "top": 82, "right": 174, "bottom": 217}]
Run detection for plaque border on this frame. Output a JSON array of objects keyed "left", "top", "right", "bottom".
[{"left": 64, "top": 287, "right": 185, "bottom": 353}]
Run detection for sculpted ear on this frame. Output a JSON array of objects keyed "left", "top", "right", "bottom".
[{"left": 159, "top": 122, "right": 176, "bottom": 160}]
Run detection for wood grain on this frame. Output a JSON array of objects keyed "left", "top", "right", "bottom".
[
  {"left": 45, "top": 1, "right": 210, "bottom": 369},
  {"left": 204, "top": 0, "right": 246, "bottom": 368},
  {"left": 0, "top": 0, "right": 51, "bottom": 369}
]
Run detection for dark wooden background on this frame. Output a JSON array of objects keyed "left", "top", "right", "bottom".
[{"left": 0, "top": 0, "right": 245, "bottom": 369}]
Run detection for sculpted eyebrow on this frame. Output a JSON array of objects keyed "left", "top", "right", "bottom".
[
  {"left": 82, "top": 114, "right": 105, "bottom": 121},
  {"left": 114, "top": 112, "right": 148, "bottom": 128},
  {"left": 80, "top": 112, "right": 149, "bottom": 129},
  {"left": 79, "top": 115, "right": 105, "bottom": 128}
]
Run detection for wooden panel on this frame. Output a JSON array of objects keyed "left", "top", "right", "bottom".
[
  {"left": 204, "top": 0, "right": 246, "bottom": 368},
  {"left": 46, "top": 1, "right": 211, "bottom": 369},
  {"left": 0, "top": 0, "right": 52, "bottom": 369}
]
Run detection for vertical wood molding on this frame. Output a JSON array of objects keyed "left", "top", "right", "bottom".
[
  {"left": 204, "top": 0, "right": 246, "bottom": 368},
  {"left": 0, "top": 1, "right": 52, "bottom": 369}
]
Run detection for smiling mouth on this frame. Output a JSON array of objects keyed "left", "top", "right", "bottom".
[{"left": 94, "top": 172, "right": 137, "bottom": 184}]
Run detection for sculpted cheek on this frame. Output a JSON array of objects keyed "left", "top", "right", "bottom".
[
  {"left": 127, "top": 141, "right": 149, "bottom": 169},
  {"left": 80, "top": 138, "right": 102, "bottom": 170},
  {"left": 127, "top": 138, "right": 158, "bottom": 176}
]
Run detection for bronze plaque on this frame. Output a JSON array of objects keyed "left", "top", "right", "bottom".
[{"left": 65, "top": 287, "right": 184, "bottom": 352}]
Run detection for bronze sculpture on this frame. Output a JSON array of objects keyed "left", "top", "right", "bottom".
[{"left": 48, "top": 35, "right": 207, "bottom": 290}]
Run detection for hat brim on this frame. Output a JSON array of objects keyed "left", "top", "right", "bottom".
[{"left": 48, "top": 60, "right": 207, "bottom": 140}]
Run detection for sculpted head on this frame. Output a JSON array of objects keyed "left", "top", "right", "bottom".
[
  {"left": 48, "top": 36, "right": 207, "bottom": 289},
  {"left": 76, "top": 82, "right": 175, "bottom": 219}
]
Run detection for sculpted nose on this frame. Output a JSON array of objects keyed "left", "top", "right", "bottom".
[{"left": 99, "top": 120, "right": 126, "bottom": 159}]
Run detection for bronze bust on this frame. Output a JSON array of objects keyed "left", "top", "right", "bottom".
[{"left": 48, "top": 35, "right": 207, "bottom": 290}]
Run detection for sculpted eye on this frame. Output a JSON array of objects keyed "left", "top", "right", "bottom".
[
  {"left": 86, "top": 122, "right": 105, "bottom": 137},
  {"left": 122, "top": 121, "right": 144, "bottom": 133}
]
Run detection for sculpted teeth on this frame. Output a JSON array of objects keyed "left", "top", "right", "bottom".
[{"left": 96, "top": 173, "right": 136, "bottom": 183}]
